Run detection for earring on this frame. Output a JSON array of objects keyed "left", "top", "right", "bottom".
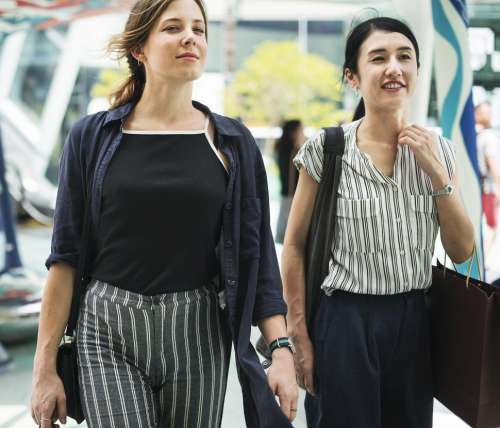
[{"left": 137, "top": 59, "right": 141, "bottom": 66}]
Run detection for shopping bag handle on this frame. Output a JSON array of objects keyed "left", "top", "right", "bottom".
[{"left": 443, "top": 244, "right": 482, "bottom": 287}]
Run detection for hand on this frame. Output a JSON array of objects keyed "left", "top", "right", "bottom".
[
  {"left": 31, "top": 370, "right": 67, "bottom": 427},
  {"left": 398, "top": 124, "right": 448, "bottom": 186},
  {"left": 267, "top": 348, "right": 299, "bottom": 421},
  {"left": 291, "top": 331, "right": 316, "bottom": 395}
]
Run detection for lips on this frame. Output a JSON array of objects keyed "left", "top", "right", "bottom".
[
  {"left": 177, "top": 53, "right": 199, "bottom": 59},
  {"left": 382, "top": 81, "right": 405, "bottom": 89}
]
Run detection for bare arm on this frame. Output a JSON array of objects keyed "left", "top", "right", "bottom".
[
  {"left": 281, "top": 169, "right": 318, "bottom": 394},
  {"left": 31, "top": 263, "right": 75, "bottom": 426},
  {"left": 282, "top": 169, "right": 318, "bottom": 337},
  {"left": 432, "top": 169, "right": 475, "bottom": 263},
  {"left": 399, "top": 125, "right": 474, "bottom": 263}
]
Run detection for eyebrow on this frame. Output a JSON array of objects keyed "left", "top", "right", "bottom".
[
  {"left": 367, "top": 47, "right": 413, "bottom": 55},
  {"left": 160, "top": 18, "right": 205, "bottom": 25}
]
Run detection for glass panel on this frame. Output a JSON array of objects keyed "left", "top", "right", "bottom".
[
  {"left": 9, "top": 30, "right": 62, "bottom": 121},
  {"left": 307, "top": 21, "right": 344, "bottom": 66},
  {"left": 206, "top": 21, "right": 223, "bottom": 73},
  {"left": 235, "top": 21, "right": 299, "bottom": 68}
]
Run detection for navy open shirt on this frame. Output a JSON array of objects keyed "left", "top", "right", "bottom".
[{"left": 46, "top": 100, "right": 291, "bottom": 428}]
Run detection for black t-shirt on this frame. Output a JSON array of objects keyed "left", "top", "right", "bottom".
[{"left": 91, "top": 129, "right": 227, "bottom": 295}]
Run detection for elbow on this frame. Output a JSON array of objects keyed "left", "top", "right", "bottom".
[{"left": 446, "top": 237, "right": 475, "bottom": 265}]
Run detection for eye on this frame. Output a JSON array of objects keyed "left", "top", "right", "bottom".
[
  {"left": 164, "top": 26, "right": 179, "bottom": 32},
  {"left": 400, "top": 53, "right": 412, "bottom": 60},
  {"left": 371, "top": 56, "right": 384, "bottom": 62},
  {"left": 193, "top": 27, "right": 205, "bottom": 34}
]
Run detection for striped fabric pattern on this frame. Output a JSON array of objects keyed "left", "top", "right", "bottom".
[
  {"left": 76, "top": 280, "right": 230, "bottom": 428},
  {"left": 294, "top": 119, "right": 456, "bottom": 295}
]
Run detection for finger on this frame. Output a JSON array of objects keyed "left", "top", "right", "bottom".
[
  {"left": 290, "top": 391, "right": 299, "bottom": 421},
  {"left": 401, "top": 127, "right": 421, "bottom": 141},
  {"left": 304, "top": 370, "right": 316, "bottom": 396},
  {"left": 278, "top": 390, "right": 292, "bottom": 421},
  {"left": 398, "top": 135, "right": 417, "bottom": 147},
  {"left": 40, "top": 414, "right": 53, "bottom": 428},
  {"left": 56, "top": 394, "right": 67, "bottom": 424},
  {"left": 31, "top": 408, "right": 38, "bottom": 425}
]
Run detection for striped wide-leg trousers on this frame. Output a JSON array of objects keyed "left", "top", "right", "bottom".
[{"left": 76, "top": 280, "right": 231, "bottom": 428}]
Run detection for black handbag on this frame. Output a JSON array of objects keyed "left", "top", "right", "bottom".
[
  {"left": 55, "top": 140, "right": 99, "bottom": 424},
  {"left": 256, "top": 126, "right": 345, "bottom": 364}
]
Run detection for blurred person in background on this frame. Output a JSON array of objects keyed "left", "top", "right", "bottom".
[
  {"left": 30, "top": 0, "right": 297, "bottom": 427},
  {"left": 275, "top": 119, "right": 305, "bottom": 244},
  {"left": 283, "top": 17, "right": 474, "bottom": 428},
  {"left": 475, "top": 102, "right": 500, "bottom": 259}
]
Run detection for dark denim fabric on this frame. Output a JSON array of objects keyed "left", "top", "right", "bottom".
[{"left": 46, "top": 100, "right": 290, "bottom": 428}]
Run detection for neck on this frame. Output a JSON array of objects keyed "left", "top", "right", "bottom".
[
  {"left": 134, "top": 78, "right": 195, "bottom": 123},
  {"left": 359, "top": 105, "right": 408, "bottom": 144}
]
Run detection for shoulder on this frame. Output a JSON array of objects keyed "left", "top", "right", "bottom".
[
  {"left": 67, "top": 111, "right": 108, "bottom": 146},
  {"left": 64, "top": 111, "right": 108, "bottom": 162}
]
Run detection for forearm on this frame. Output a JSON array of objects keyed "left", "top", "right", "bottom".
[
  {"left": 258, "top": 314, "right": 287, "bottom": 344},
  {"left": 432, "top": 172, "right": 475, "bottom": 263},
  {"left": 281, "top": 244, "right": 307, "bottom": 337},
  {"left": 34, "top": 263, "right": 75, "bottom": 374}
]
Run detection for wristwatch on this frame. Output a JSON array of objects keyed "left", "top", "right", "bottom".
[
  {"left": 269, "top": 337, "right": 296, "bottom": 356},
  {"left": 432, "top": 183, "right": 454, "bottom": 197}
]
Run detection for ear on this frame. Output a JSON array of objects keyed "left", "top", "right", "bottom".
[
  {"left": 345, "top": 68, "right": 360, "bottom": 90},
  {"left": 131, "top": 46, "right": 145, "bottom": 63}
]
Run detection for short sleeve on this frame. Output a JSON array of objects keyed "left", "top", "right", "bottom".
[
  {"left": 436, "top": 135, "right": 456, "bottom": 181},
  {"left": 293, "top": 130, "right": 325, "bottom": 183}
]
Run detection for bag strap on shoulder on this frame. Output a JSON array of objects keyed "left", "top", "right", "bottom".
[{"left": 322, "top": 126, "right": 345, "bottom": 158}]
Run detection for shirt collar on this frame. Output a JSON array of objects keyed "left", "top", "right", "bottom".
[{"left": 104, "top": 100, "right": 243, "bottom": 137}]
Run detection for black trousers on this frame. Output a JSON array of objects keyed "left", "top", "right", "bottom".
[{"left": 305, "top": 289, "right": 433, "bottom": 428}]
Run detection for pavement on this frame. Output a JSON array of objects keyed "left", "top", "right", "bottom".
[{"left": 0, "top": 191, "right": 498, "bottom": 427}]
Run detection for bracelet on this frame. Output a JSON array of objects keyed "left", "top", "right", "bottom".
[{"left": 268, "top": 337, "right": 295, "bottom": 355}]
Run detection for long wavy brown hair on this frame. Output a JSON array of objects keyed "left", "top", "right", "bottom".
[{"left": 107, "top": 0, "right": 208, "bottom": 110}]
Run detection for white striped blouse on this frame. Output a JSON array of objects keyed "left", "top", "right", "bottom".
[{"left": 293, "top": 119, "right": 456, "bottom": 295}]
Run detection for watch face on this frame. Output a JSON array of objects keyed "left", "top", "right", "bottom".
[{"left": 445, "top": 184, "right": 453, "bottom": 194}]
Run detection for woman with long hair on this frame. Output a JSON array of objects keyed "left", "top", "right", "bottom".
[
  {"left": 31, "top": 1, "right": 297, "bottom": 426},
  {"left": 283, "top": 17, "right": 474, "bottom": 427},
  {"left": 275, "top": 119, "right": 304, "bottom": 243}
]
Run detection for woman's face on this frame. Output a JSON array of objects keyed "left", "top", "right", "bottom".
[
  {"left": 347, "top": 30, "right": 418, "bottom": 113},
  {"left": 139, "top": 0, "right": 207, "bottom": 84}
]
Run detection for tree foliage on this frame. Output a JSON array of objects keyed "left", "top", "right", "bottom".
[{"left": 225, "top": 41, "right": 347, "bottom": 127}]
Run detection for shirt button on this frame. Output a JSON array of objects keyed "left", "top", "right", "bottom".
[
  {"left": 225, "top": 240, "right": 233, "bottom": 248},
  {"left": 227, "top": 279, "right": 237, "bottom": 286},
  {"left": 225, "top": 202, "right": 232, "bottom": 210},
  {"left": 400, "top": 250, "right": 405, "bottom": 256}
]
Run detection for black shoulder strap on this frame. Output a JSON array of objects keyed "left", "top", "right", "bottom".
[
  {"left": 65, "top": 141, "right": 100, "bottom": 336},
  {"left": 322, "top": 126, "right": 345, "bottom": 158}
]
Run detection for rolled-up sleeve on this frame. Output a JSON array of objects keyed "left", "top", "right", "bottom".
[
  {"left": 252, "top": 145, "right": 287, "bottom": 325},
  {"left": 45, "top": 122, "right": 85, "bottom": 270}
]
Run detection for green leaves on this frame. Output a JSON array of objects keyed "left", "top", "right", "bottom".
[{"left": 225, "top": 41, "right": 348, "bottom": 127}]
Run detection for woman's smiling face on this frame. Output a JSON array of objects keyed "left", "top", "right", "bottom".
[
  {"left": 139, "top": 0, "right": 208, "bottom": 84},
  {"left": 347, "top": 30, "right": 419, "bottom": 113}
]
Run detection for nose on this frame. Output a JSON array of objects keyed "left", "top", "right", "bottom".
[
  {"left": 181, "top": 30, "right": 196, "bottom": 47},
  {"left": 385, "top": 56, "right": 403, "bottom": 78}
]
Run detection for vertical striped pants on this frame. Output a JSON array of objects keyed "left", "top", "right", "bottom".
[{"left": 76, "top": 280, "right": 231, "bottom": 428}]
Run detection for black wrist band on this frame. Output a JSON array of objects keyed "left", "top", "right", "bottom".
[{"left": 268, "top": 337, "right": 294, "bottom": 354}]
